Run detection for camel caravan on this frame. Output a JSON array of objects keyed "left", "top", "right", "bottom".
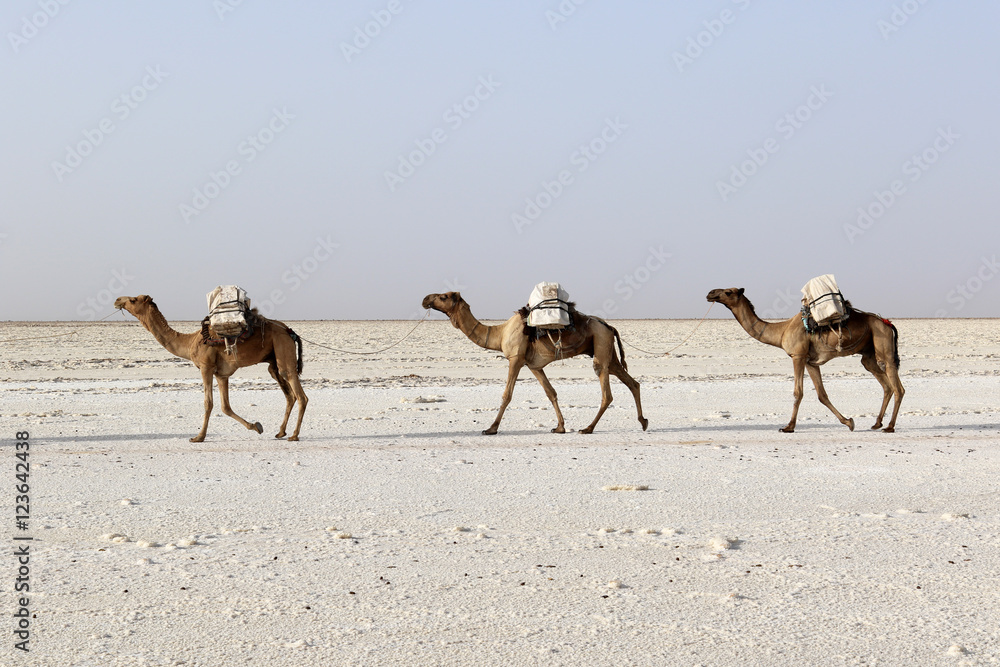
[{"left": 115, "top": 275, "right": 903, "bottom": 441}]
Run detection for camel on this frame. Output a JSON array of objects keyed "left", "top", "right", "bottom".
[
  {"left": 421, "top": 291, "right": 647, "bottom": 435},
  {"left": 114, "top": 295, "right": 307, "bottom": 442},
  {"left": 706, "top": 288, "right": 904, "bottom": 432}
]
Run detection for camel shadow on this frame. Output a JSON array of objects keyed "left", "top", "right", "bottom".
[
  {"left": 350, "top": 429, "right": 569, "bottom": 440},
  {"left": 18, "top": 433, "right": 193, "bottom": 443},
  {"left": 885, "top": 423, "right": 999, "bottom": 433},
  {"left": 646, "top": 423, "right": 788, "bottom": 434}
]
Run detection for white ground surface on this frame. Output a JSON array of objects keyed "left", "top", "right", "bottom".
[{"left": 1, "top": 318, "right": 998, "bottom": 666}]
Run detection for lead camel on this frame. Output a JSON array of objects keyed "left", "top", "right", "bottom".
[{"left": 114, "top": 295, "right": 307, "bottom": 442}]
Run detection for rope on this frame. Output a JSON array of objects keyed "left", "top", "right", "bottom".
[
  {"left": 274, "top": 311, "right": 431, "bottom": 355},
  {"left": 0, "top": 310, "right": 122, "bottom": 344},
  {"left": 619, "top": 302, "right": 715, "bottom": 355},
  {"left": 2, "top": 306, "right": 429, "bottom": 356}
]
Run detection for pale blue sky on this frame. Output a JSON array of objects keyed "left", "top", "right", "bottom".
[{"left": 2, "top": 1, "right": 998, "bottom": 320}]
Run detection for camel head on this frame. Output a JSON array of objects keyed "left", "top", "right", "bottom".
[
  {"left": 114, "top": 294, "right": 156, "bottom": 318},
  {"left": 421, "top": 291, "right": 464, "bottom": 316},
  {"left": 706, "top": 288, "right": 745, "bottom": 309}
]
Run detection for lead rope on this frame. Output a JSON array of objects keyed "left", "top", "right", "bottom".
[
  {"left": 0, "top": 310, "right": 122, "bottom": 344},
  {"left": 618, "top": 302, "right": 715, "bottom": 355},
  {"left": 545, "top": 328, "right": 565, "bottom": 360},
  {"left": 271, "top": 311, "right": 431, "bottom": 355}
]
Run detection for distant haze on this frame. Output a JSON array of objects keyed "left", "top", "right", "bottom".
[{"left": 2, "top": 2, "right": 998, "bottom": 321}]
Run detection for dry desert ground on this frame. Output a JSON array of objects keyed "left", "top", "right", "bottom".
[{"left": 1, "top": 318, "right": 998, "bottom": 666}]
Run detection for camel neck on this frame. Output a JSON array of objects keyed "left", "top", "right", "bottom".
[
  {"left": 137, "top": 305, "right": 193, "bottom": 360},
  {"left": 451, "top": 302, "right": 503, "bottom": 351},
  {"left": 730, "top": 297, "right": 784, "bottom": 348}
]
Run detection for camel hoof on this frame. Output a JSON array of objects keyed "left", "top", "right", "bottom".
[
  {"left": 846, "top": 418, "right": 855, "bottom": 432},
  {"left": 882, "top": 427, "right": 895, "bottom": 433},
  {"left": 287, "top": 436, "right": 299, "bottom": 442},
  {"left": 274, "top": 432, "right": 286, "bottom": 439},
  {"left": 639, "top": 417, "right": 649, "bottom": 432},
  {"left": 551, "top": 427, "right": 566, "bottom": 434},
  {"left": 189, "top": 436, "right": 205, "bottom": 443},
  {"left": 252, "top": 422, "right": 263, "bottom": 434},
  {"left": 780, "top": 426, "right": 795, "bottom": 433},
  {"left": 870, "top": 423, "right": 883, "bottom": 430},
  {"left": 481, "top": 429, "right": 498, "bottom": 436},
  {"left": 579, "top": 427, "right": 594, "bottom": 435}
]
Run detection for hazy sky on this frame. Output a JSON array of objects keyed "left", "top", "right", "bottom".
[{"left": 2, "top": 1, "right": 998, "bottom": 321}]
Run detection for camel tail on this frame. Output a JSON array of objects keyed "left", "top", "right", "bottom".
[
  {"left": 885, "top": 318, "right": 900, "bottom": 368},
  {"left": 287, "top": 327, "right": 304, "bottom": 375},
  {"left": 612, "top": 325, "right": 627, "bottom": 372}
]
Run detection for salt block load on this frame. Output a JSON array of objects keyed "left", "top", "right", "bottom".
[
  {"left": 527, "top": 282, "right": 571, "bottom": 329},
  {"left": 207, "top": 285, "right": 251, "bottom": 337},
  {"left": 801, "top": 274, "right": 847, "bottom": 326}
]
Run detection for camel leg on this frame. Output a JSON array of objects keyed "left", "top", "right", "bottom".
[
  {"left": 191, "top": 365, "right": 215, "bottom": 443},
  {"left": 530, "top": 368, "right": 566, "bottom": 433},
  {"left": 781, "top": 356, "right": 807, "bottom": 433},
  {"left": 216, "top": 375, "right": 264, "bottom": 435},
  {"left": 609, "top": 356, "right": 648, "bottom": 431},
  {"left": 283, "top": 372, "right": 308, "bottom": 441},
  {"left": 580, "top": 360, "right": 613, "bottom": 435},
  {"left": 268, "top": 361, "right": 295, "bottom": 439},
  {"left": 861, "top": 354, "right": 892, "bottom": 430},
  {"left": 483, "top": 357, "right": 524, "bottom": 435},
  {"left": 881, "top": 363, "right": 905, "bottom": 433},
  {"left": 805, "top": 364, "right": 854, "bottom": 431},
  {"left": 273, "top": 343, "right": 308, "bottom": 441}
]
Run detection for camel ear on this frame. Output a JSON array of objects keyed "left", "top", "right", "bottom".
[{"left": 737, "top": 288, "right": 745, "bottom": 297}]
